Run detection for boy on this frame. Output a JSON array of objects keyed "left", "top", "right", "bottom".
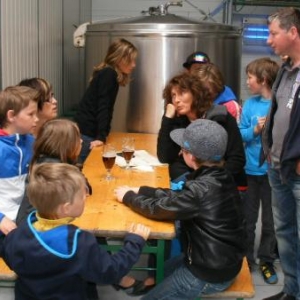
[
  {"left": 115, "top": 119, "right": 246, "bottom": 300},
  {"left": 239, "top": 57, "right": 279, "bottom": 283},
  {"left": 0, "top": 86, "right": 38, "bottom": 236},
  {"left": 1, "top": 163, "right": 150, "bottom": 300}
]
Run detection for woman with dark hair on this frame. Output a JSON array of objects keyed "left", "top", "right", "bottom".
[{"left": 157, "top": 72, "right": 246, "bottom": 191}]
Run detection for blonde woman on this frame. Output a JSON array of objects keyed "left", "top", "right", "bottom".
[{"left": 75, "top": 38, "right": 138, "bottom": 163}]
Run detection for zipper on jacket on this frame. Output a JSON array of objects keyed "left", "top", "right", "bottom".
[
  {"left": 187, "top": 232, "right": 192, "bottom": 265},
  {"left": 15, "top": 134, "right": 23, "bottom": 176}
]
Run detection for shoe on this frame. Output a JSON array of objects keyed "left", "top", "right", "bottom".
[
  {"left": 262, "top": 291, "right": 296, "bottom": 300},
  {"left": 130, "top": 282, "right": 155, "bottom": 296},
  {"left": 112, "top": 280, "right": 145, "bottom": 295},
  {"left": 260, "top": 262, "right": 278, "bottom": 284}
]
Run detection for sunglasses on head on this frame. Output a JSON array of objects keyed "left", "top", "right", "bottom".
[{"left": 192, "top": 54, "right": 209, "bottom": 64}]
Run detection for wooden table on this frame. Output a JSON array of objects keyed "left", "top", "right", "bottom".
[{"left": 73, "top": 132, "right": 175, "bottom": 282}]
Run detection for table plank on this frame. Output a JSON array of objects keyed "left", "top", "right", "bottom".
[{"left": 73, "top": 132, "right": 175, "bottom": 240}]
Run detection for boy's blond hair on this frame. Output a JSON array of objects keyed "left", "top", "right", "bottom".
[
  {"left": 0, "top": 86, "right": 38, "bottom": 128},
  {"left": 27, "top": 163, "right": 86, "bottom": 218},
  {"left": 246, "top": 57, "right": 279, "bottom": 89}
]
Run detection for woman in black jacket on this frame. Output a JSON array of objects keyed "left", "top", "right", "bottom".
[
  {"left": 75, "top": 38, "right": 137, "bottom": 163},
  {"left": 157, "top": 72, "right": 247, "bottom": 191}
]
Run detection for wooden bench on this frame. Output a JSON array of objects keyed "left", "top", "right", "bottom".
[
  {"left": 0, "top": 258, "right": 16, "bottom": 287},
  {"left": 197, "top": 257, "right": 255, "bottom": 300}
]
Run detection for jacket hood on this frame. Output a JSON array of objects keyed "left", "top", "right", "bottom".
[
  {"left": 214, "top": 86, "right": 237, "bottom": 105},
  {"left": 0, "top": 129, "right": 9, "bottom": 136}
]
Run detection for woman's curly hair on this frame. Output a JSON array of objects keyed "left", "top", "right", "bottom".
[{"left": 163, "top": 72, "right": 214, "bottom": 118}]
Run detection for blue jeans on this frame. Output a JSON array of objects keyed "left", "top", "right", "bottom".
[
  {"left": 78, "top": 134, "right": 94, "bottom": 164},
  {"left": 268, "top": 167, "right": 300, "bottom": 298},
  {"left": 142, "top": 255, "right": 234, "bottom": 300}
]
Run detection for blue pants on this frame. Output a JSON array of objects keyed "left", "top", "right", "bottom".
[
  {"left": 142, "top": 254, "right": 234, "bottom": 300},
  {"left": 268, "top": 167, "right": 300, "bottom": 299}
]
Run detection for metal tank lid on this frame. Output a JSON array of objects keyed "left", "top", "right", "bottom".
[{"left": 87, "top": 14, "right": 241, "bottom": 34}]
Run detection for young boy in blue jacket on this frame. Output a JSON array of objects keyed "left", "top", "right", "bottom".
[
  {"left": 0, "top": 86, "right": 38, "bottom": 238},
  {"left": 1, "top": 163, "right": 150, "bottom": 300},
  {"left": 239, "top": 57, "right": 279, "bottom": 283},
  {"left": 115, "top": 119, "right": 246, "bottom": 300}
]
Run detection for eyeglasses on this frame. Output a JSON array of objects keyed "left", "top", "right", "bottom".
[{"left": 45, "top": 92, "right": 55, "bottom": 103}]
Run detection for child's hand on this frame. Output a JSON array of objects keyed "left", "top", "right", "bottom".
[
  {"left": 90, "top": 140, "right": 104, "bottom": 149},
  {"left": 115, "top": 186, "right": 139, "bottom": 202},
  {"left": 129, "top": 223, "right": 151, "bottom": 240},
  {"left": 0, "top": 216, "right": 17, "bottom": 235},
  {"left": 255, "top": 116, "right": 266, "bottom": 134},
  {"left": 165, "top": 104, "right": 176, "bottom": 118},
  {"left": 296, "top": 159, "right": 300, "bottom": 175}
]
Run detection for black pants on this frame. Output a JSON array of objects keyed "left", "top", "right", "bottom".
[{"left": 243, "top": 174, "right": 277, "bottom": 265}]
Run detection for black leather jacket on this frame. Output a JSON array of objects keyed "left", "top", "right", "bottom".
[{"left": 123, "top": 166, "right": 246, "bottom": 283}]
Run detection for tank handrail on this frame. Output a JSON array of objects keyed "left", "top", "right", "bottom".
[{"left": 141, "top": 1, "right": 183, "bottom": 16}]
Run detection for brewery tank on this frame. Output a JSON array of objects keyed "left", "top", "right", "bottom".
[{"left": 84, "top": 3, "right": 242, "bottom": 133}]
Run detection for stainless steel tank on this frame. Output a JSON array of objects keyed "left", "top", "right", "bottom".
[{"left": 84, "top": 3, "right": 242, "bottom": 133}]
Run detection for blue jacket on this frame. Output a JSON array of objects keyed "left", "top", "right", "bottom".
[
  {"left": 239, "top": 95, "right": 271, "bottom": 175},
  {"left": 0, "top": 132, "right": 34, "bottom": 223},
  {"left": 214, "top": 86, "right": 237, "bottom": 105},
  {"left": 1, "top": 212, "right": 145, "bottom": 300}
]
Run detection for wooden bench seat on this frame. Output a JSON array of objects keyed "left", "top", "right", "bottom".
[
  {"left": 197, "top": 257, "right": 255, "bottom": 300},
  {"left": 0, "top": 258, "right": 16, "bottom": 287}
]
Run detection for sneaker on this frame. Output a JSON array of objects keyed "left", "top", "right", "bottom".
[{"left": 260, "top": 262, "right": 278, "bottom": 284}]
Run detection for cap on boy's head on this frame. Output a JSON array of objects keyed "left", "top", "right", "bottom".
[
  {"left": 183, "top": 51, "right": 210, "bottom": 69},
  {"left": 170, "top": 119, "right": 227, "bottom": 162}
]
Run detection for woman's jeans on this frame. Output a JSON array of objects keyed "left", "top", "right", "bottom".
[
  {"left": 142, "top": 254, "right": 234, "bottom": 300},
  {"left": 268, "top": 167, "right": 300, "bottom": 298},
  {"left": 78, "top": 134, "right": 94, "bottom": 164}
]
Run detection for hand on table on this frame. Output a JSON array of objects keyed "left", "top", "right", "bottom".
[
  {"left": 115, "top": 186, "right": 139, "bottom": 202},
  {"left": 129, "top": 223, "right": 151, "bottom": 240},
  {"left": 0, "top": 216, "right": 17, "bottom": 235},
  {"left": 90, "top": 140, "right": 104, "bottom": 149}
]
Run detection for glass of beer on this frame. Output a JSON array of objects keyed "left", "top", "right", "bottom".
[
  {"left": 122, "top": 137, "right": 135, "bottom": 170},
  {"left": 102, "top": 144, "right": 116, "bottom": 180}
]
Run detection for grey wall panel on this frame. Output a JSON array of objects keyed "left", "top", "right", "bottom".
[
  {"left": 38, "top": 0, "right": 63, "bottom": 114},
  {"left": 63, "top": 0, "right": 92, "bottom": 114},
  {"left": 1, "top": 0, "right": 38, "bottom": 87}
]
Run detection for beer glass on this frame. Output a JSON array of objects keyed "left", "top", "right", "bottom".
[
  {"left": 122, "top": 137, "right": 135, "bottom": 170},
  {"left": 102, "top": 144, "right": 116, "bottom": 180}
]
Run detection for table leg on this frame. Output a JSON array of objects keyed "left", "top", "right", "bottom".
[{"left": 155, "top": 239, "right": 165, "bottom": 283}]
